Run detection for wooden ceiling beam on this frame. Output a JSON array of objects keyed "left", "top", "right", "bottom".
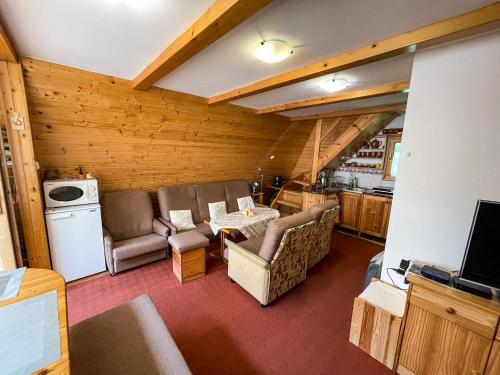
[
  {"left": 208, "top": 3, "right": 500, "bottom": 104},
  {"left": 132, "top": 0, "right": 272, "bottom": 90},
  {"left": 303, "top": 112, "right": 396, "bottom": 180},
  {"left": 0, "top": 23, "right": 17, "bottom": 62},
  {"left": 256, "top": 81, "right": 409, "bottom": 114},
  {"left": 291, "top": 102, "right": 407, "bottom": 121}
]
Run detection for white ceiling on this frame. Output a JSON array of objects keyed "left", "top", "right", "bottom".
[
  {"left": 0, "top": 0, "right": 215, "bottom": 79},
  {"left": 281, "top": 93, "right": 409, "bottom": 118},
  {"left": 233, "top": 54, "right": 414, "bottom": 110},
  {"left": 0, "top": 0, "right": 496, "bottom": 116}
]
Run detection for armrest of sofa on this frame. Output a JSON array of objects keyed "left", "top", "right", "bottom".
[
  {"left": 103, "top": 228, "right": 115, "bottom": 275},
  {"left": 225, "top": 239, "right": 269, "bottom": 268},
  {"left": 103, "top": 227, "right": 114, "bottom": 250},
  {"left": 157, "top": 217, "right": 178, "bottom": 235},
  {"left": 153, "top": 218, "right": 169, "bottom": 237},
  {"left": 225, "top": 239, "right": 270, "bottom": 305}
]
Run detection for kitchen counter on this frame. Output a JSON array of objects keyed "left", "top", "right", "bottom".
[{"left": 303, "top": 186, "right": 393, "bottom": 198}]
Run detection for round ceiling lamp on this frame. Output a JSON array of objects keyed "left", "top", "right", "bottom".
[
  {"left": 253, "top": 40, "right": 293, "bottom": 63},
  {"left": 319, "top": 77, "right": 350, "bottom": 92}
]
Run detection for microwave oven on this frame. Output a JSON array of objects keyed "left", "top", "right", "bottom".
[{"left": 43, "top": 178, "right": 99, "bottom": 208}]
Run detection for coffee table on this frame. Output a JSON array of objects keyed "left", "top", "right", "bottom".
[{"left": 206, "top": 207, "right": 280, "bottom": 261}]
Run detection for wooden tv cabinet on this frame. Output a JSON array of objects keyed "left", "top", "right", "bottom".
[{"left": 397, "top": 273, "right": 500, "bottom": 375}]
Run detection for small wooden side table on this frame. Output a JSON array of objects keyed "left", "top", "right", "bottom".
[
  {"left": 0, "top": 268, "right": 70, "bottom": 374},
  {"left": 204, "top": 219, "right": 238, "bottom": 262},
  {"left": 252, "top": 192, "right": 264, "bottom": 205}
]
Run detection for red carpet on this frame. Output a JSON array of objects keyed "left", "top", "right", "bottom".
[{"left": 67, "top": 231, "right": 393, "bottom": 375}]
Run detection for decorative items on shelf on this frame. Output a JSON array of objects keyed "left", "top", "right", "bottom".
[
  {"left": 382, "top": 128, "right": 403, "bottom": 135},
  {"left": 356, "top": 151, "right": 384, "bottom": 158},
  {"left": 337, "top": 167, "right": 383, "bottom": 175},
  {"left": 369, "top": 139, "right": 382, "bottom": 149}
]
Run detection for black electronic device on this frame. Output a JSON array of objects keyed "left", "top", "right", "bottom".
[
  {"left": 454, "top": 277, "right": 492, "bottom": 299},
  {"left": 459, "top": 200, "right": 500, "bottom": 292},
  {"left": 273, "top": 176, "right": 282, "bottom": 188},
  {"left": 421, "top": 265, "right": 451, "bottom": 284}
]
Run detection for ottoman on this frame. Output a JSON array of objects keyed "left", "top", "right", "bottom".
[{"left": 168, "top": 231, "right": 209, "bottom": 284}]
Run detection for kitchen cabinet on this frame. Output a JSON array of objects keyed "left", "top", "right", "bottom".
[
  {"left": 486, "top": 336, "right": 500, "bottom": 375},
  {"left": 339, "top": 192, "right": 362, "bottom": 230},
  {"left": 398, "top": 273, "right": 500, "bottom": 375},
  {"left": 358, "top": 194, "right": 392, "bottom": 238},
  {"left": 302, "top": 191, "right": 340, "bottom": 223}
]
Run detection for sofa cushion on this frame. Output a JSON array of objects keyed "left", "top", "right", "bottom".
[
  {"left": 224, "top": 180, "right": 251, "bottom": 213},
  {"left": 195, "top": 223, "right": 216, "bottom": 240},
  {"left": 158, "top": 184, "right": 201, "bottom": 224},
  {"left": 113, "top": 233, "right": 167, "bottom": 261},
  {"left": 259, "top": 212, "right": 316, "bottom": 262},
  {"left": 238, "top": 236, "right": 264, "bottom": 255},
  {"left": 69, "top": 294, "right": 192, "bottom": 375},
  {"left": 101, "top": 191, "right": 154, "bottom": 241},
  {"left": 196, "top": 182, "right": 227, "bottom": 221},
  {"left": 237, "top": 196, "right": 255, "bottom": 211},
  {"left": 168, "top": 231, "right": 209, "bottom": 253},
  {"left": 308, "top": 200, "right": 338, "bottom": 222},
  {"left": 208, "top": 201, "right": 227, "bottom": 219},
  {"left": 170, "top": 210, "right": 196, "bottom": 231}
]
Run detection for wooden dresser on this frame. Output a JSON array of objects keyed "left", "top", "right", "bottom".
[{"left": 397, "top": 273, "right": 500, "bottom": 375}]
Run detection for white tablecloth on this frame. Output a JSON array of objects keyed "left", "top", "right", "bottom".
[{"left": 209, "top": 207, "right": 280, "bottom": 239}]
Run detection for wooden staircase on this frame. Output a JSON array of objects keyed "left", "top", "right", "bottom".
[{"left": 270, "top": 180, "right": 309, "bottom": 214}]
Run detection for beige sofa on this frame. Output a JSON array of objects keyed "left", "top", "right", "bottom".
[
  {"left": 101, "top": 191, "right": 169, "bottom": 275},
  {"left": 70, "top": 294, "right": 191, "bottom": 375},
  {"left": 307, "top": 201, "right": 341, "bottom": 270},
  {"left": 157, "top": 180, "right": 253, "bottom": 239},
  {"left": 225, "top": 211, "right": 317, "bottom": 306}
]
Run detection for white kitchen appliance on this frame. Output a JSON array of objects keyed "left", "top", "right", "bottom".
[
  {"left": 43, "top": 178, "right": 98, "bottom": 208},
  {"left": 45, "top": 203, "right": 105, "bottom": 282}
]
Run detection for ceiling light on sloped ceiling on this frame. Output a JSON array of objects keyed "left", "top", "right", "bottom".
[
  {"left": 319, "top": 78, "right": 350, "bottom": 92},
  {"left": 253, "top": 40, "right": 293, "bottom": 63}
]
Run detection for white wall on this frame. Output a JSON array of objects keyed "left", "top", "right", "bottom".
[{"left": 382, "top": 31, "right": 500, "bottom": 286}]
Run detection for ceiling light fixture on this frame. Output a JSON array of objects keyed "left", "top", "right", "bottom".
[
  {"left": 319, "top": 78, "right": 350, "bottom": 92},
  {"left": 253, "top": 40, "right": 293, "bottom": 63}
]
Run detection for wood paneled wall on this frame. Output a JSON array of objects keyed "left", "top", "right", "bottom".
[
  {"left": 287, "top": 117, "right": 359, "bottom": 177},
  {"left": 21, "top": 58, "right": 312, "bottom": 193}
]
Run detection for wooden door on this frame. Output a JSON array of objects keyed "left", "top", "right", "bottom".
[
  {"left": 339, "top": 192, "right": 361, "bottom": 230},
  {"left": 359, "top": 195, "right": 391, "bottom": 238},
  {"left": 398, "top": 286, "right": 496, "bottom": 375}
]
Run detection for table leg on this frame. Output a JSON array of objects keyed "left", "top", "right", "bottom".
[{"left": 220, "top": 231, "right": 227, "bottom": 261}]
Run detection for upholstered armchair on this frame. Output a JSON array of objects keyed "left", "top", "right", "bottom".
[
  {"left": 101, "top": 191, "right": 169, "bottom": 275},
  {"left": 225, "top": 212, "right": 316, "bottom": 306},
  {"left": 307, "top": 201, "right": 341, "bottom": 270}
]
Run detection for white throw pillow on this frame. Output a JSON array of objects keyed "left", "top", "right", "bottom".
[
  {"left": 169, "top": 210, "right": 196, "bottom": 231},
  {"left": 208, "top": 201, "right": 227, "bottom": 219},
  {"left": 237, "top": 196, "right": 255, "bottom": 211}
]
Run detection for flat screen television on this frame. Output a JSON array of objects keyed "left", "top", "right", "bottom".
[{"left": 459, "top": 200, "right": 500, "bottom": 290}]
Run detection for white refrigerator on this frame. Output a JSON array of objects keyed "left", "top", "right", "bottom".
[{"left": 45, "top": 203, "right": 106, "bottom": 282}]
